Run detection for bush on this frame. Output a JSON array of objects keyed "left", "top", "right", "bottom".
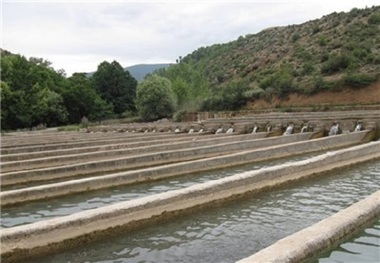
[
  {"left": 200, "top": 81, "right": 249, "bottom": 111},
  {"left": 342, "top": 73, "right": 376, "bottom": 88},
  {"left": 321, "top": 54, "right": 355, "bottom": 74},
  {"left": 368, "top": 14, "right": 380, "bottom": 25},
  {"left": 173, "top": 110, "right": 187, "bottom": 122}
]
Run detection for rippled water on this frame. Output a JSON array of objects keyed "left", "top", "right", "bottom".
[
  {"left": 24, "top": 159, "right": 380, "bottom": 263},
  {"left": 1, "top": 151, "right": 322, "bottom": 228}
]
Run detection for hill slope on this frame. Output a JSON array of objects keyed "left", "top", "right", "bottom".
[{"left": 162, "top": 5, "right": 380, "bottom": 112}]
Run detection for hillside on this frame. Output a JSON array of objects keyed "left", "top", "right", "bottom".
[
  {"left": 162, "top": 5, "right": 380, "bottom": 112},
  {"left": 125, "top": 63, "right": 171, "bottom": 82}
]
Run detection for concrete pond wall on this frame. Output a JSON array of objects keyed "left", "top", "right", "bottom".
[
  {"left": 1, "top": 141, "right": 379, "bottom": 263},
  {"left": 0, "top": 131, "right": 370, "bottom": 206},
  {"left": 236, "top": 190, "right": 380, "bottom": 263},
  {"left": 1, "top": 132, "right": 314, "bottom": 186}
]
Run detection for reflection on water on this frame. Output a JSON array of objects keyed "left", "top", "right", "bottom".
[
  {"left": 316, "top": 220, "right": 380, "bottom": 263},
  {"left": 24, "top": 160, "right": 380, "bottom": 263},
  {"left": 1, "top": 151, "right": 322, "bottom": 228}
]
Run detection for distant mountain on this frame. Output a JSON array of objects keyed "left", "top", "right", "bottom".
[{"left": 125, "top": 63, "right": 172, "bottom": 82}]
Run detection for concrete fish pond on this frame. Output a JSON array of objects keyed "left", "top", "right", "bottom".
[{"left": 1, "top": 110, "right": 380, "bottom": 263}]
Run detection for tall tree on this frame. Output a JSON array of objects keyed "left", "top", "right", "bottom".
[
  {"left": 136, "top": 75, "right": 177, "bottom": 121},
  {"left": 92, "top": 61, "right": 137, "bottom": 116},
  {"left": 63, "top": 73, "right": 113, "bottom": 123},
  {"left": 0, "top": 51, "right": 69, "bottom": 129}
]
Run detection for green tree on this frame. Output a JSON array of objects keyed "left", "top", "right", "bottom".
[
  {"left": 64, "top": 73, "right": 113, "bottom": 123},
  {"left": 0, "top": 51, "right": 69, "bottom": 129},
  {"left": 136, "top": 75, "right": 177, "bottom": 121},
  {"left": 158, "top": 62, "right": 209, "bottom": 111},
  {"left": 92, "top": 61, "right": 137, "bottom": 116},
  {"left": 30, "top": 86, "right": 68, "bottom": 127}
]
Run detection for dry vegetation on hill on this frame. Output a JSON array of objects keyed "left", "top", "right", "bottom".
[{"left": 161, "top": 6, "right": 380, "bottom": 113}]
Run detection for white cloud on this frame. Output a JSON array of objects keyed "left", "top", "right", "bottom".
[{"left": 2, "top": 0, "right": 379, "bottom": 76}]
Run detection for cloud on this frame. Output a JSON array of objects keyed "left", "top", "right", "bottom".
[{"left": 2, "top": 0, "right": 379, "bottom": 75}]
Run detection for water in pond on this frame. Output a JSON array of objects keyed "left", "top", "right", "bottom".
[
  {"left": 25, "top": 159, "right": 380, "bottom": 263},
  {"left": 1, "top": 151, "right": 323, "bottom": 228}
]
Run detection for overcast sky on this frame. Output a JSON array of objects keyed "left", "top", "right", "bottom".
[{"left": 2, "top": 0, "right": 379, "bottom": 76}]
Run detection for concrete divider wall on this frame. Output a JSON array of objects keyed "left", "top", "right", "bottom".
[
  {"left": 1, "top": 132, "right": 210, "bottom": 155},
  {"left": 236, "top": 190, "right": 380, "bottom": 263},
  {"left": 1, "top": 140, "right": 379, "bottom": 262},
  {"left": 1, "top": 133, "right": 269, "bottom": 172},
  {"left": 1, "top": 132, "right": 238, "bottom": 162},
  {"left": 0, "top": 133, "right": 314, "bottom": 186},
  {"left": 0, "top": 131, "right": 371, "bottom": 205}
]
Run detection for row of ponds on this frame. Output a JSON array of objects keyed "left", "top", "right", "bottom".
[{"left": 2, "top": 150, "right": 379, "bottom": 263}]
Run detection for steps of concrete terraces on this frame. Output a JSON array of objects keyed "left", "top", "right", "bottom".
[
  {"left": 0, "top": 132, "right": 315, "bottom": 187},
  {"left": 1, "top": 141, "right": 379, "bottom": 263},
  {"left": 0, "top": 131, "right": 372, "bottom": 206},
  {"left": 1, "top": 133, "right": 269, "bottom": 171}
]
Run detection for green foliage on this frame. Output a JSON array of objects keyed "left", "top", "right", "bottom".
[
  {"left": 63, "top": 73, "right": 114, "bottom": 123},
  {"left": 0, "top": 50, "right": 128, "bottom": 131},
  {"left": 312, "top": 74, "right": 343, "bottom": 91},
  {"left": 259, "top": 64, "right": 296, "bottom": 98},
  {"left": 318, "top": 35, "right": 328, "bottom": 46},
  {"left": 92, "top": 61, "right": 137, "bottom": 116},
  {"left": 136, "top": 75, "right": 177, "bottom": 121},
  {"left": 2, "top": 6, "right": 379, "bottom": 128},
  {"left": 291, "top": 33, "right": 300, "bottom": 42},
  {"left": 342, "top": 73, "right": 377, "bottom": 88},
  {"left": 0, "top": 52, "right": 69, "bottom": 130},
  {"left": 200, "top": 81, "right": 250, "bottom": 111},
  {"left": 368, "top": 13, "right": 380, "bottom": 24},
  {"left": 321, "top": 54, "right": 356, "bottom": 74},
  {"left": 157, "top": 61, "right": 210, "bottom": 112},
  {"left": 312, "top": 25, "right": 321, "bottom": 35}
]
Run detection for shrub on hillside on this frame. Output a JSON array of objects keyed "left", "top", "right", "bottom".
[
  {"left": 342, "top": 73, "right": 376, "bottom": 88},
  {"left": 368, "top": 14, "right": 380, "bottom": 25}
]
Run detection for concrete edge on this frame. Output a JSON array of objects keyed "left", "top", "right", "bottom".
[
  {"left": 0, "top": 132, "right": 314, "bottom": 186},
  {"left": 0, "top": 131, "right": 368, "bottom": 206},
  {"left": 236, "top": 190, "right": 380, "bottom": 263},
  {"left": 0, "top": 133, "right": 269, "bottom": 171},
  {"left": 1, "top": 141, "right": 379, "bottom": 262}
]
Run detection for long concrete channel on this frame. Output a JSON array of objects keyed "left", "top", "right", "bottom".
[
  {"left": 1, "top": 140, "right": 379, "bottom": 262},
  {"left": 0, "top": 150, "right": 325, "bottom": 228},
  {"left": 23, "top": 160, "right": 380, "bottom": 263},
  {"left": 0, "top": 131, "right": 228, "bottom": 155},
  {"left": 0, "top": 133, "right": 269, "bottom": 172},
  {"left": 1, "top": 132, "right": 316, "bottom": 186},
  {"left": 1, "top": 133, "right": 267, "bottom": 163},
  {"left": 1, "top": 128, "right": 220, "bottom": 148},
  {"left": 0, "top": 131, "right": 370, "bottom": 205}
]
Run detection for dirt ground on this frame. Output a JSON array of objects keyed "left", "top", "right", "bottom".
[{"left": 246, "top": 80, "right": 380, "bottom": 110}]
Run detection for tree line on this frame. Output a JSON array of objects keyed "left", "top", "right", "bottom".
[{"left": 1, "top": 50, "right": 179, "bottom": 131}]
